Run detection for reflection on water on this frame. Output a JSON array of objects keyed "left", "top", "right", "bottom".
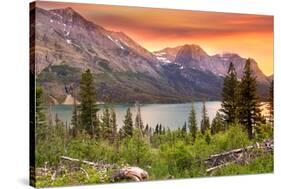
[{"left": 50, "top": 101, "right": 269, "bottom": 130}]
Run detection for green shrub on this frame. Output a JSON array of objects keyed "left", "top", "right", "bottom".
[
  {"left": 212, "top": 124, "right": 250, "bottom": 152},
  {"left": 255, "top": 123, "right": 273, "bottom": 141},
  {"left": 119, "top": 133, "right": 152, "bottom": 167}
]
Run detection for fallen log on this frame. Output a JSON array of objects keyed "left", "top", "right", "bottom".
[
  {"left": 204, "top": 139, "right": 273, "bottom": 173},
  {"left": 60, "top": 156, "right": 149, "bottom": 182},
  {"left": 111, "top": 167, "right": 149, "bottom": 182},
  {"left": 60, "top": 156, "right": 118, "bottom": 170},
  {"left": 206, "top": 162, "right": 234, "bottom": 173}
]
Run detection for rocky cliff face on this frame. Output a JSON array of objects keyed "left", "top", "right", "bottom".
[
  {"left": 35, "top": 7, "right": 161, "bottom": 76},
  {"left": 156, "top": 44, "right": 270, "bottom": 98},
  {"left": 156, "top": 44, "right": 270, "bottom": 84},
  {"left": 34, "top": 7, "right": 270, "bottom": 103}
]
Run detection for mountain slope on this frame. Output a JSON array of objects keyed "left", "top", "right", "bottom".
[
  {"left": 34, "top": 7, "right": 186, "bottom": 103},
  {"left": 156, "top": 44, "right": 269, "bottom": 84},
  {"left": 156, "top": 45, "right": 270, "bottom": 98},
  {"left": 33, "top": 7, "right": 270, "bottom": 103}
]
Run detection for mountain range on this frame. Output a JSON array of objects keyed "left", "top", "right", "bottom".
[{"left": 32, "top": 7, "right": 272, "bottom": 103}]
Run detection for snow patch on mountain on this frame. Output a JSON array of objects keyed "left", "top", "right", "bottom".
[
  {"left": 154, "top": 52, "right": 172, "bottom": 64},
  {"left": 156, "top": 56, "right": 171, "bottom": 63},
  {"left": 106, "top": 35, "right": 125, "bottom": 50}
]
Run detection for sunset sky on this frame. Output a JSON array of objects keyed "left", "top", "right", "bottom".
[{"left": 37, "top": 1, "right": 274, "bottom": 76}]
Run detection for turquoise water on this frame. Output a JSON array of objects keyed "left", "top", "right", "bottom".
[{"left": 50, "top": 101, "right": 221, "bottom": 130}]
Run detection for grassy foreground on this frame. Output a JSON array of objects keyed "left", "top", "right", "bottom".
[{"left": 35, "top": 125, "right": 273, "bottom": 187}]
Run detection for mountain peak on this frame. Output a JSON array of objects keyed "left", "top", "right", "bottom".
[
  {"left": 175, "top": 44, "right": 208, "bottom": 63},
  {"left": 51, "top": 7, "right": 78, "bottom": 14},
  {"left": 181, "top": 44, "right": 208, "bottom": 56},
  {"left": 64, "top": 7, "right": 75, "bottom": 12},
  {"left": 49, "top": 7, "right": 103, "bottom": 31}
]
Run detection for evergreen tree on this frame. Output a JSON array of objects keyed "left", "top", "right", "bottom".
[
  {"left": 71, "top": 92, "right": 79, "bottom": 137},
  {"left": 101, "top": 107, "right": 111, "bottom": 139},
  {"left": 35, "top": 87, "right": 48, "bottom": 143},
  {"left": 200, "top": 100, "right": 210, "bottom": 135},
  {"left": 211, "top": 112, "right": 224, "bottom": 135},
  {"left": 79, "top": 69, "right": 99, "bottom": 138},
  {"left": 188, "top": 104, "right": 197, "bottom": 143},
  {"left": 118, "top": 127, "right": 125, "bottom": 140},
  {"left": 148, "top": 127, "right": 152, "bottom": 136},
  {"left": 268, "top": 80, "right": 274, "bottom": 124},
  {"left": 144, "top": 124, "right": 149, "bottom": 136},
  {"left": 122, "top": 108, "right": 133, "bottom": 137},
  {"left": 239, "top": 59, "right": 262, "bottom": 139},
  {"left": 155, "top": 124, "right": 159, "bottom": 135},
  {"left": 110, "top": 108, "right": 117, "bottom": 143},
  {"left": 55, "top": 113, "right": 60, "bottom": 128},
  {"left": 220, "top": 62, "right": 239, "bottom": 123},
  {"left": 159, "top": 124, "right": 162, "bottom": 134},
  {"left": 135, "top": 102, "right": 144, "bottom": 136},
  {"left": 205, "top": 130, "right": 211, "bottom": 145},
  {"left": 182, "top": 122, "right": 187, "bottom": 135}
]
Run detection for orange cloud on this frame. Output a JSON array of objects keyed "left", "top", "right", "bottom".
[{"left": 36, "top": 1, "right": 274, "bottom": 76}]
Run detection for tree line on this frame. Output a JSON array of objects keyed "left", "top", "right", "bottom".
[
  {"left": 188, "top": 59, "right": 273, "bottom": 142},
  {"left": 35, "top": 58, "right": 273, "bottom": 150}
]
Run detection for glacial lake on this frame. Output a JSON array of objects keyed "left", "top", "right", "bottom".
[
  {"left": 50, "top": 101, "right": 269, "bottom": 130},
  {"left": 50, "top": 101, "right": 220, "bottom": 129}
]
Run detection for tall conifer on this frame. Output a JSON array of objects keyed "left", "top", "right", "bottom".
[
  {"left": 211, "top": 112, "right": 224, "bottom": 135},
  {"left": 71, "top": 92, "right": 79, "bottom": 137},
  {"left": 188, "top": 104, "right": 197, "bottom": 143},
  {"left": 239, "top": 59, "right": 262, "bottom": 139},
  {"left": 79, "top": 69, "right": 99, "bottom": 138},
  {"left": 101, "top": 107, "right": 111, "bottom": 139},
  {"left": 110, "top": 108, "right": 117, "bottom": 143},
  {"left": 200, "top": 100, "right": 210, "bottom": 134},
  {"left": 122, "top": 108, "right": 133, "bottom": 137},
  {"left": 220, "top": 62, "right": 239, "bottom": 123},
  {"left": 268, "top": 80, "right": 274, "bottom": 124}
]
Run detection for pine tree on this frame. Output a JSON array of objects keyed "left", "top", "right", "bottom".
[
  {"left": 220, "top": 62, "right": 239, "bottom": 124},
  {"left": 144, "top": 124, "right": 149, "bottom": 136},
  {"left": 268, "top": 80, "right": 274, "bottom": 124},
  {"left": 135, "top": 102, "right": 144, "bottom": 136},
  {"left": 188, "top": 104, "right": 197, "bottom": 143},
  {"left": 79, "top": 69, "right": 99, "bottom": 138},
  {"left": 55, "top": 113, "right": 60, "bottom": 128},
  {"left": 148, "top": 127, "right": 152, "bottom": 138},
  {"left": 205, "top": 130, "right": 211, "bottom": 144},
  {"left": 122, "top": 107, "right": 133, "bottom": 137},
  {"left": 35, "top": 87, "right": 48, "bottom": 143},
  {"left": 159, "top": 124, "right": 162, "bottom": 134},
  {"left": 155, "top": 124, "right": 159, "bottom": 135},
  {"left": 239, "top": 59, "right": 262, "bottom": 139},
  {"left": 110, "top": 108, "right": 117, "bottom": 143},
  {"left": 71, "top": 92, "right": 79, "bottom": 137},
  {"left": 118, "top": 127, "right": 125, "bottom": 140},
  {"left": 101, "top": 107, "right": 111, "bottom": 139},
  {"left": 182, "top": 122, "right": 187, "bottom": 135},
  {"left": 200, "top": 100, "right": 210, "bottom": 135},
  {"left": 211, "top": 112, "right": 224, "bottom": 135}
]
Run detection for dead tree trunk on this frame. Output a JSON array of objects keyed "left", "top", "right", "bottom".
[{"left": 204, "top": 140, "right": 273, "bottom": 173}]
